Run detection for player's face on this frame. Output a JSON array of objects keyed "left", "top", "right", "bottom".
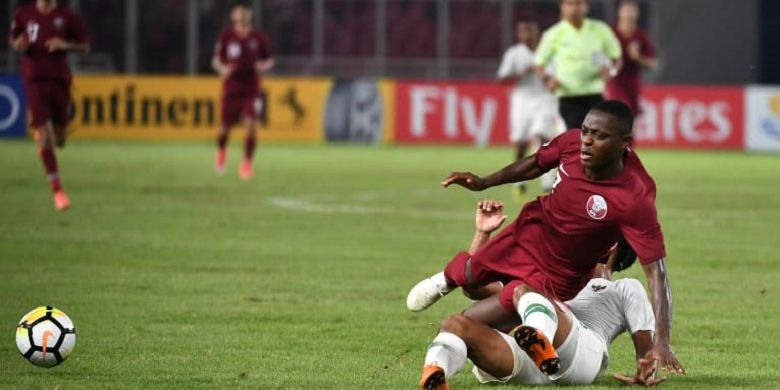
[
  {"left": 579, "top": 111, "right": 628, "bottom": 170},
  {"left": 516, "top": 23, "right": 539, "bottom": 46},
  {"left": 618, "top": 3, "right": 640, "bottom": 24},
  {"left": 231, "top": 6, "right": 253, "bottom": 26},
  {"left": 561, "top": 0, "right": 588, "bottom": 22}
]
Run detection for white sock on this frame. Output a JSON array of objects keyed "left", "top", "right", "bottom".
[
  {"left": 517, "top": 292, "right": 558, "bottom": 342},
  {"left": 424, "top": 332, "right": 467, "bottom": 378}
]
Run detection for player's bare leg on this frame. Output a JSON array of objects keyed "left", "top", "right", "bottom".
[
  {"left": 53, "top": 124, "right": 67, "bottom": 149},
  {"left": 215, "top": 124, "right": 230, "bottom": 175},
  {"left": 36, "top": 121, "right": 69, "bottom": 211},
  {"left": 240, "top": 115, "right": 256, "bottom": 180},
  {"left": 510, "top": 283, "right": 561, "bottom": 375},
  {"left": 461, "top": 291, "right": 520, "bottom": 332},
  {"left": 420, "top": 314, "right": 515, "bottom": 390}
]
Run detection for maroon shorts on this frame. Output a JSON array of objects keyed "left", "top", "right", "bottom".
[
  {"left": 25, "top": 80, "right": 71, "bottom": 127},
  {"left": 221, "top": 92, "right": 263, "bottom": 126},
  {"left": 446, "top": 218, "right": 556, "bottom": 313}
]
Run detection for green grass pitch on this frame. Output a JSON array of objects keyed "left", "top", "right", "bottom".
[{"left": 0, "top": 140, "right": 779, "bottom": 389}]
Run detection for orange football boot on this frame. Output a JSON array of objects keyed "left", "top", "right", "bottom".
[
  {"left": 239, "top": 159, "right": 253, "bottom": 180},
  {"left": 419, "top": 365, "right": 449, "bottom": 390},
  {"left": 53, "top": 190, "right": 70, "bottom": 211},
  {"left": 512, "top": 325, "right": 560, "bottom": 375},
  {"left": 214, "top": 149, "right": 227, "bottom": 175}
]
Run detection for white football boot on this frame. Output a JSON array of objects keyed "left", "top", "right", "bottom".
[{"left": 406, "top": 272, "right": 454, "bottom": 312}]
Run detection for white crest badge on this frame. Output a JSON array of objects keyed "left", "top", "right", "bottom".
[{"left": 586, "top": 194, "right": 608, "bottom": 220}]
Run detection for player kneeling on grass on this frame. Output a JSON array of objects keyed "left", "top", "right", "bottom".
[
  {"left": 419, "top": 201, "right": 676, "bottom": 389},
  {"left": 211, "top": 0, "right": 274, "bottom": 180}
]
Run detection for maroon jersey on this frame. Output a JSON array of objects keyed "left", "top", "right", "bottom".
[
  {"left": 214, "top": 28, "right": 272, "bottom": 96},
  {"left": 606, "top": 27, "right": 656, "bottom": 113},
  {"left": 510, "top": 129, "right": 665, "bottom": 299},
  {"left": 10, "top": 4, "right": 89, "bottom": 84}
]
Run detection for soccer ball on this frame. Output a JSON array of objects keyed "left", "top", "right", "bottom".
[{"left": 15, "top": 306, "right": 76, "bottom": 368}]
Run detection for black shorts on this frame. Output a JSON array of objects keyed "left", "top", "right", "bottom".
[{"left": 558, "top": 94, "right": 604, "bottom": 130}]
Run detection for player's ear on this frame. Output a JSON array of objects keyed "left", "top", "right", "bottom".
[{"left": 621, "top": 134, "right": 632, "bottom": 151}]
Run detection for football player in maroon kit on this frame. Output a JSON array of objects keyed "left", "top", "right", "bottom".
[
  {"left": 407, "top": 101, "right": 684, "bottom": 380},
  {"left": 605, "top": 1, "right": 657, "bottom": 115},
  {"left": 211, "top": 0, "right": 274, "bottom": 180},
  {"left": 10, "top": 0, "right": 89, "bottom": 211}
]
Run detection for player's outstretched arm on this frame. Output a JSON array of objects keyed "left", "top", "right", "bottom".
[
  {"left": 441, "top": 155, "right": 545, "bottom": 191},
  {"left": 642, "top": 259, "right": 687, "bottom": 375}
]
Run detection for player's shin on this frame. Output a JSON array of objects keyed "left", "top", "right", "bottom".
[
  {"left": 423, "top": 332, "right": 467, "bottom": 378},
  {"left": 517, "top": 293, "right": 558, "bottom": 342},
  {"left": 38, "top": 147, "right": 62, "bottom": 193}
]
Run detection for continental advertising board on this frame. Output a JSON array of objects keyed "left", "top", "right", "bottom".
[{"left": 69, "top": 75, "right": 331, "bottom": 141}]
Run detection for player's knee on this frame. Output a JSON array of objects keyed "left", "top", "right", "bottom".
[
  {"left": 439, "top": 314, "right": 472, "bottom": 338},
  {"left": 511, "top": 284, "right": 533, "bottom": 306}
]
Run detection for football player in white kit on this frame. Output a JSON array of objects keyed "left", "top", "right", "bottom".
[
  {"left": 497, "top": 21, "right": 561, "bottom": 195},
  {"left": 419, "top": 200, "right": 674, "bottom": 389}
]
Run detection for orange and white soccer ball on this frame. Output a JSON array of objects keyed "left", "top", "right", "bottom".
[{"left": 16, "top": 306, "right": 76, "bottom": 368}]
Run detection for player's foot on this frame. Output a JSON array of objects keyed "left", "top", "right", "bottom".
[
  {"left": 419, "top": 365, "right": 449, "bottom": 390},
  {"left": 53, "top": 190, "right": 70, "bottom": 211},
  {"left": 512, "top": 325, "right": 560, "bottom": 376},
  {"left": 406, "top": 272, "right": 453, "bottom": 312},
  {"left": 214, "top": 149, "right": 227, "bottom": 175},
  {"left": 239, "top": 160, "right": 253, "bottom": 180}
]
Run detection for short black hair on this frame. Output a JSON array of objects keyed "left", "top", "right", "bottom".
[
  {"left": 591, "top": 100, "right": 634, "bottom": 136},
  {"left": 231, "top": 0, "right": 251, "bottom": 10}
]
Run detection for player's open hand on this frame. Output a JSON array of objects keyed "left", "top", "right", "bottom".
[
  {"left": 545, "top": 77, "right": 560, "bottom": 92},
  {"left": 217, "top": 64, "right": 234, "bottom": 78},
  {"left": 650, "top": 344, "right": 687, "bottom": 375},
  {"left": 612, "top": 353, "right": 667, "bottom": 387},
  {"left": 11, "top": 36, "right": 29, "bottom": 52},
  {"left": 45, "top": 37, "right": 71, "bottom": 52},
  {"left": 475, "top": 200, "right": 506, "bottom": 234},
  {"left": 441, "top": 172, "right": 486, "bottom": 191}
]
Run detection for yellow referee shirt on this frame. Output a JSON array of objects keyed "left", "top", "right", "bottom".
[{"left": 535, "top": 18, "right": 622, "bottom": 97}]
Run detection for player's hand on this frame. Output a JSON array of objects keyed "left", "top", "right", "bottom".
[
  {"left": 600, "top": 65, "right": 616, "bottom": 81},
  {"left": 628, "top": 42, "right": 642, "bottom": 61},
  {"left": 649, "top": 343, "right": 687, "bottom": 375},
  {"left": 612, "top": 353, "right": 667, "bottom": 387},
  {"left": 45, "top": 37, "right": 71, "bottom": 52},
  {"left": 11, "top": 36, "right": 29, "bottom": 52},
  {"left": 545, "top": 77, "right": 560, "bottom": 92},
  {"left": 217, "top": 64, "right": 234, "bottom": 78},
  {"left": 475, "top": 200, "right": 506, "bottom": 234},
  {"left": 441, "top": 172, "right": 487, "bottom": 191}
]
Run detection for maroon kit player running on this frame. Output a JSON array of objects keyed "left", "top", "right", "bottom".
[
  {"left": 212, "top": 0, "right": 274, "bottom": 180},
  {"left": 407, "top": 101, "right": 685, "bottom": 379},
  {"left": 10, "top": 0, "right": 89, "bottom": 211},
  {"left": 605, "top": 0, "right": 657, "bottom": 115}
]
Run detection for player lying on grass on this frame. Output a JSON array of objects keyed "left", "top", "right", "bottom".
[
  {"left": 406, "top": 100, "right": 684, "bottom": 376},
  {"left": 419, "top": 200, "right": 672, "bottom": 389}
]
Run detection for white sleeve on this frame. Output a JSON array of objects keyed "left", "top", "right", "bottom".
[
  {"left": 497, "top": 48, "right": 515, "bottom": 79},
  {"left": 617, "top": 279, "right": 656, "bottom": 334}
]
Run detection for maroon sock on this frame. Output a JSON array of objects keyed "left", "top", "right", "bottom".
[
  {"left": 443, "top": 251, "right": 471, "bottom": 287},
  {"left": 244, "top": 136, "right": 256, "bottom": 161},
  {"left": 38, "top": 147, "right": 62, "bottom": 192},
  {"left": 217, "top": 134, "right": 228, "bottom": 150}
]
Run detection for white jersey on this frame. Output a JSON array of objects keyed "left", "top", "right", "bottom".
[
  {"left": 566, "top": 278, "right": 656, "bottom": 345},
  {"left": 497, "top": 43, "right": 559, "bottom": 142}
]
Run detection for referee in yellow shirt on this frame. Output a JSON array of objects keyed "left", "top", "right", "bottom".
[{"left": 535, "top": 0, "right": 622, "bottom": 130}]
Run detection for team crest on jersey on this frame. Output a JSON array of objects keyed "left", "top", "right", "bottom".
[
  {"left": 53, "top": 17, "right": 65, "bottom": 30},
  {"left": 586, "top": 194, "right": 608, "bottom": 220},
  {"left": 227, "top": 42, "right": 242, "bottom": 59}
]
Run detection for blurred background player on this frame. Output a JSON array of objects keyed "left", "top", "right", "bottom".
[
  {"left": 606, "top": 0, "right": 657, "bottom": 116},
  {"left": 9, "top": 0, "right": 89, "bottom": 211},
  {"left": 497, "top": 20, "right": 559, "bottom": 196},
  {"left": 212, "top": 0, "right": 274, "bottom": 180},
  {"left": 535, "top": 0, "right": 622, "bottom": 130}
]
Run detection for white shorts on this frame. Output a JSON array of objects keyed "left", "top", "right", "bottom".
[
  {"left": 509, "top": 92, "right": 559, "bottom": 143},
  {"left": 471, "top": 317, "right": 608, "bottom": 386}
]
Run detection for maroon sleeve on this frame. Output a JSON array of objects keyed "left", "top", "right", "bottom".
[
  {"left": 640, "top": 30, "right": 656, "bottom": 59},
  {"left": 257, "top": 31, "right": 272, "bottom": 60},
  {"left": 67, "top": 9, "right": 89, "bottom": 44},
  {"left": 535, "top": 129, "right": 580, "bottom": 171},
  {"left": 620, "top": 197, "right": 666, "bottom": 264},
  {"left": 10, "top": 9, "right": 24, "bottom": 39}
]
